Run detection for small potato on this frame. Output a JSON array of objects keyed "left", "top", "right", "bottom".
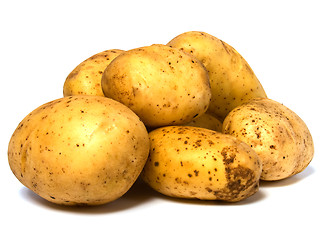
[
  {"left": 167, "top": 31, "right": 267, "bottom": 121},
  {"left": 63, "top": 49, "right": 124, "bottom": 96},
  {"left": 186, "top": 112, "right": 222, "bottom": 132},
  {"left": 8, "top": 96, "right": 149, "bottom": 205},
  {"left": 101, "top": 44, "right": 211, "bottom": 128},
  {"left": 222, "top": 98, "right": 314, "bottom": 181},
  {"left": 141, "top": 126, "right": 262, "bottom": 202}
]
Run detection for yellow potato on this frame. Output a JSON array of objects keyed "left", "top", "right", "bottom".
[
  {"left": 101, "top": 44, "right": 211, "bottom": 128},
  {"left": 167, "top": 31, "right": 267, "bottom": 121},
  {"left": 141, "top": 126, "right": 262, "bottom": 202},
  {"left": 8, "top": 96, "right": 149, "bottom": 205},
  {"left": 63, "top": 49, "right": 123, "bottom": 96},
  {"left": 186, "top": 112, "right": 222, "bottom": 132},
  {"left": 222, "top": 98, "right": 314, "bottom": 181}
]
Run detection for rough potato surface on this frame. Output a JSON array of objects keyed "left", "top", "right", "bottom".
[
  {"left": 222, "top": 98, "right": 314, "bottom": 181},
  {"left": 141, "top": 126, "right": 262, "bottom": 202},
  {"left": 8, "top": 96, "right": 149, "bottom": 205}
]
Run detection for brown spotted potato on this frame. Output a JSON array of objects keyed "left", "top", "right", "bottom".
[
  {"left": 222, "top": 98, "right": 314, "bottom": 181},
  {"left": 101, "top": 44, "right": 211, "bottom": 128},
  {"left": 63, "top": 49, "right": 124, "bottom": 96},
  {"left": 141, "top": 126, "right": 262, "bottom": 202},
  {"left": 8, "top": 96, "right": 149, "bottom": 205},
  {"left": 167, "top": 31, "right": 267, "bottom": 121}
]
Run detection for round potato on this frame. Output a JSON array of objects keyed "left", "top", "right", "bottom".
[
  {"left": 167, "top": 31, "right": 267, "bottom": 121},
  {"left": 186, "top": 112, "right": 222, "bottom": 132},
  {"left": 8, "top": 96, "right": 150, "bottom": 205},
  {"left": 101, "top": 44, "right": 211, "bottom": 128},
  {"left": 63, "top": 49, "right": 124, "bottom": 96},
  {"left": 222, "top": 98, "right": 314, "bottom": 181},
  {"left": 141, "top": 126, "right": 262, "bottom": 202}
]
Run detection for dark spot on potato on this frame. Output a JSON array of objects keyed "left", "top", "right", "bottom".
[
  {"left": 154, "top": 162, "right": 159, "bottom": 167},
  {"left": 194, "top": 140, "right": 202, "bottom": 147},
  {"left": 205, "top": 187, "right": 212, "bottom": 193},
  {"left": 221, "top": 146, "right": 237, "bottom": 164},
  {"left": 175, "top": 177, "right": 181, "bottom": 183},
  {"left": 256, "top": 132, "right": 261, "bottom": 139}
]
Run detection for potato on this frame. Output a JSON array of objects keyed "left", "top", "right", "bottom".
[
  {"left": 141, "top": 126, "right": 262, "bottom": 202},
  {"left": 8, "top": 96, "right": 150, "bottom": 205},
  {"left": 222, "top": 98, "right": 314, "bottom": 181},
  {"left": 63, "top": 49, "right": 123, "bottom": 96},
  {"left": 101, "top": 44, "right": 211, "bottom": 128},
  {"left": 186, "top": 112, "right": 222, "bottom": 132},
  {"left": 167, "top": 31, "right": 267, "bottom": 121}
]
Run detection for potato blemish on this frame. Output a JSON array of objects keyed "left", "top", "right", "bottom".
[{"left": 141, "top": 126, "right": 262, "bottom": 202}]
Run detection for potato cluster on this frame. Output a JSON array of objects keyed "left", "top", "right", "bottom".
[{"left": 8, "top": 31, "right": 314, "bottom": 206}]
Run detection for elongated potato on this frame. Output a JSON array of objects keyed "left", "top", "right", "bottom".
[
  {"left": 63, "top": 49, "right": 123, "bottom": 96},
  {"left": 8, "top": 96, "right": 149, "bottom": 205},
  {"left": 141, "top": 126, "right": 262, "bottom": 202},
  {"left": 101, "top": 44, "right": 211, "bottom": 128},
  {"left": 167, "top": 31, "right": 267, "bottom": 121},
  {"left": 222, "top": 98, "right": 314, "bottom": 181}
]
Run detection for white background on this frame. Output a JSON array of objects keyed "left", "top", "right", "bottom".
[{"left": 1, "top": 0, "right": 321, "bottom": 239}]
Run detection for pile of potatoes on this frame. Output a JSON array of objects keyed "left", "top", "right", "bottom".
[{"left": 8, "top": 31, "right": 314, "bottom": 205}]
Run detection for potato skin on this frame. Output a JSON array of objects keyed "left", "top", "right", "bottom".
[
  {"left": 167, "top": 31, "right": 267, "bottom": 121},
  {"left": 222, "top": 98, "right": 314, "bottom": 181},
  {"left": 63, "top": 49, "right": 123, "bottom": 97},
  {"left": 186, "top": 112, "right": 222, "bottom": 132},
  {"left": 101, "top": 44, "right": 211, "bottom": 128},
  {"left": 8, "top": 96, "right": 149, "bottom": 205},
  {"left": 141, "top": 126, "right": 262, "bottom": 202}
]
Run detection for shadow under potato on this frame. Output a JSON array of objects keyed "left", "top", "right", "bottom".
[
  {"left": 123, "top": 178, "right": 268, "bottom": 206},
  {"left": 19, "top": 165, "right": 314, "bottom": 212},
  {"left": 19, "top": 178, "right": 158, "bottom": 214},
  {"left": 260, "top": 165, "right": 315, "bottom": 188}
]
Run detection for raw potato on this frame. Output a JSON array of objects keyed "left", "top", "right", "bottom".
[
  {"left": 141, "top": 126, "right": 262, "bottom": 202},
  {"left": 8, "top": 96, "right": 150, "bottom": 205},
  {"left": 167, "top": 31, "right": 267, "bottom": 121},
  {"left": 186, "top": 112, "right": 222, "bottom": 132},
  {"left": 222, "top": 98, "right": 314, "bottom": 181},
  {"left": 101, "top": 44, "right": 211, "bottom": 128},
  {"left": 63, "top": 49, "right": 124, "bottom": 96}
]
